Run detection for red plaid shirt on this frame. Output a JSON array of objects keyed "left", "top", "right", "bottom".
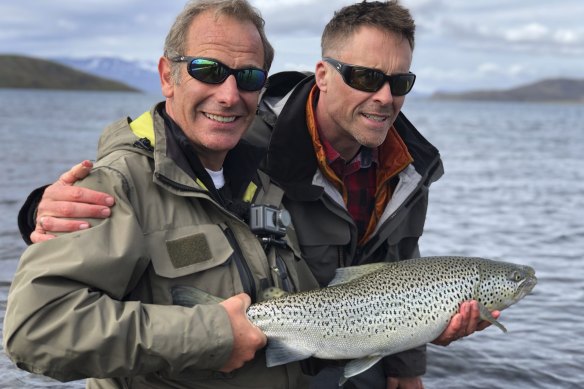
[
  {"left": 320, "top": 135, "right": 378, "bottom": 241},
  {"left": 305, "top": 85, "right": 413, "bottom": 244}
]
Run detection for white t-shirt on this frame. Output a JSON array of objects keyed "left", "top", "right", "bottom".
[{"left": 206, "top": 168, "right": 225, "bottom": 189}]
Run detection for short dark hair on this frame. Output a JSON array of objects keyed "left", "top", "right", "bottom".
[{"left": 321, "top": 1, "right": 415, "bottom": 56}]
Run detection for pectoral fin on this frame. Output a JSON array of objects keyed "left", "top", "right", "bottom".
[
  {"left": 478, "top": 302, "right": 507, "bottom": 333},
  {"left": 265, "top": 339, "right": 313, "bottom": 367},
  {"left": 340, "top": 355, "right": 383, "bottom": 386}
]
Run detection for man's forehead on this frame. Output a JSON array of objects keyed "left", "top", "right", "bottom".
[
  {"left": 184, "top": 12, "right": 264, "bottom": 65},
  {"left": 335, "top": 27, "right": 412, "bottom": 70}
]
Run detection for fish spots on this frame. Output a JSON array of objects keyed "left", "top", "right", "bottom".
[{"left": 246, "top": 256, "right": 536, "bottom": 363}]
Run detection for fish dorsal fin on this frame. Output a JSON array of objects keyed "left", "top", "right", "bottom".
[
  {"left": 340, "top": 355, "right": 384, "bottom": 386},
  {"left": 264, "top": 339, "right": 313, "bottom": 367},
  {"left": 328, "top": 263, "right": 388, "bottom": 287}
]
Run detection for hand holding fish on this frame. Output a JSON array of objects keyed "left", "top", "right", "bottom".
[
  {"left": 383, "top": 302, "right": 494, "bottom": 389},
  {"left": 432, "top": 300, "right": 501, "bottom": 346},
  {"left": 174, "top": 256, "right": 536, "bottom": 385},
  {"left": 219, "top": 293, "right": 268, "bottom": 372}
]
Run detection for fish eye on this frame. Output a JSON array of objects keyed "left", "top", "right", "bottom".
[{"left": 509, "top": 270, "right": 524, "bottom": 282}]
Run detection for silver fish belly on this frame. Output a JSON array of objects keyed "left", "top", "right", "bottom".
[{"left": 245, "top": 256, "right": 537, "bottom": 383}]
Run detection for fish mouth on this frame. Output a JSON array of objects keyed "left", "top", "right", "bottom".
[{"left": 516, "top": 274, "right": 537, "bottom": 301}]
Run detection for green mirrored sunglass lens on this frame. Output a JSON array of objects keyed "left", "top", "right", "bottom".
[{"left": 237, "top": 70, "right": 266, "bottom": 90}]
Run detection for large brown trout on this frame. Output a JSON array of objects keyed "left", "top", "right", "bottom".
[{"left": 172, "top": 256, "right": 537, "bottom": 384}]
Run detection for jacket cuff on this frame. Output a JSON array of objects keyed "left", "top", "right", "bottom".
[
  {"left": 18, "top": 185, "right": 48, "bottom": 245},
  {"left": 382, "top": 345, "right": 426, "bottom": 377},
  {"left": 178, "top": 303, "right": 234, "bottom": 372}
]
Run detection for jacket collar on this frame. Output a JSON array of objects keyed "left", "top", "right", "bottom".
[
  {"left": 261, "top": 76, "right": 324, "bottom": 201},
  {"left": 148, "top": 103, "right": 264, "bottom": 204}
]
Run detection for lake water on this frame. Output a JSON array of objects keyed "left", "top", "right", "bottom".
[{"left": 0, "top": 89, "right": 582, "bottom": 388}]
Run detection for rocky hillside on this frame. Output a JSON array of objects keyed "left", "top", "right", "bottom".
[
  {"left": 0, "top": 55, "right": 139, "bottom": 92},
  {"left": 431, "top": 78, "right": 584, "bottom": 103}
]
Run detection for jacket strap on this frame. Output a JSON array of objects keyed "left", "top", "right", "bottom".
[{"left": 254, "top": 171, "right": 284, "bottom": 207}]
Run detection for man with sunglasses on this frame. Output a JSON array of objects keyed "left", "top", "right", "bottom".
[
  {"left": 13, "top": 1, "right": 496, "bottom": 388},
  {"left": 5, "top": 1, "right": 323, "bottom": 388}
]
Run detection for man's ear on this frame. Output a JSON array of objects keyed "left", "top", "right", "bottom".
[
  {"left": 314, "top": 60, "right": 328, "bottom": 92},
  {"left": 159, "top": 56, "right": 174, "bottom": 98}
]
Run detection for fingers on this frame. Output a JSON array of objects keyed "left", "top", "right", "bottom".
[
  {"left": 465, "top": 300, "right": 481, "bottom": 334},
  {"left": 219, "top": 294, "right": 267, "bottom": 372},
  {"left": 30, "top": 216, "right": 93, "bottom": 244},
  {"left": 36, "top": 216, "right": 91, "bottom": 232},
  {"left": 431, "top": 312, "right": 463, "bottom": 346},
  {"left": 387, "top": 377, "right": 399, "bottom": 389},
  {"left": 463, "top": 301, "right": 501, "bottom": 334},
  {"left": 477, "top": 310, "right": 501, "bottom": 331},
  {"left": 58, "top": 160, "right": 93, "bottom": 185},
  {"left": 33, "top": 200, "right": 111, "bottom": 240},
  {"left": 37, "top": 197, "right": 112, "bottom": 220},
  {"left": 31, "top": 162, "right": 114, "bottom": 242},
  {"left": 432, "top": 300, "right": 501, "bottom": 347},
  {"left": 30, "top": 227, "right": 57, "bottom": 243},
  {"left": 386, "top": 377, "right": 424, "bottom": 389},
  {"left": 43, "top": 184, "right": 114, "bottom": 207}
]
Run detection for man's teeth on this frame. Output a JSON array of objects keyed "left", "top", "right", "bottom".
[
  {"left": 363, "top": 113, "right": 387, "bottom": 122},
  {"left": 205, "top": 113, "right": 236, "bottom": 123}
]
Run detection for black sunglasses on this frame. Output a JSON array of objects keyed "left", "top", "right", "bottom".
[
  {"left": 323, "top": 57, "right": 416, "bottom": 96},
  {"left": 171, "top": 56, "right": 268, "bottom": 92}
]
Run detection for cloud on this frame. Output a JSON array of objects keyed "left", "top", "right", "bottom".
[
  {"left": 415, "top": 61, "right": 542, "bottom": 94},
  {"left": 477, "top": 63, "right": 532, "bottom": 78},
  {"left": 0, "top": 0, "right": 581, "bottom": 93},
  {"left": 407, "top": 0, "right": 584, "bottom": 57},
  {"left": 505, "top": 23, "right": 549, "bottom": 41},
  {"left": 260, "top": 0, "right": 353, "bottom": 36}
]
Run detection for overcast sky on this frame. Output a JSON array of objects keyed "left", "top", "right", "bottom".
[{"left": 2, "top": 0, "right": 583, "bottom": 93}]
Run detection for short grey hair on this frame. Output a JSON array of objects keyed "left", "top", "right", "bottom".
[{"left": 164, "top": 0, "right": 274, "bottom": 83}]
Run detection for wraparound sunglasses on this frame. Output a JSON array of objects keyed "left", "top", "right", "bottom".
[
  {"left": 171, "top": 56, "right": 268, "bottom": 92},
  {"left": 323, "top": 57, "right": 416, "bottom": 96}
]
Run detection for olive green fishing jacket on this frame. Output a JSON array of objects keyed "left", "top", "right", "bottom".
[{"left": 4, "top": 103, "right": 318, "bottom": 388}]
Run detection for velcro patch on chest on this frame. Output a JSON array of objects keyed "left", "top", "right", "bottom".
[{"left": 166, "top": 233, "right": 213, "bottom": 268}]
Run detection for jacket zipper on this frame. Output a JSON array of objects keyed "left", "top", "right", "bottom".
[
  {"left": 156, "top": 173, "right": 257, "bottom": 301},
  {"left": 224, "top": 227, "right": 257, "bottom": 301},
  {"left": 274, "top": 254, "right": 294, "bottom": 292}
]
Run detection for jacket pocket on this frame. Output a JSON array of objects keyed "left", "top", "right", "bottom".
[{"left": 146, "top": 224, "right": 234, "bottom": 278}]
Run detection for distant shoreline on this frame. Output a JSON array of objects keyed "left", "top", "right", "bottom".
[
  {"left": 430, "top": 77, "right": 584, "bottom": 104},
  {"left": 0, "top": 87, "right": 143, "bottom": 93},
  {"left": 0, "top": 54, "right": 139, "bottom": 92}
]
